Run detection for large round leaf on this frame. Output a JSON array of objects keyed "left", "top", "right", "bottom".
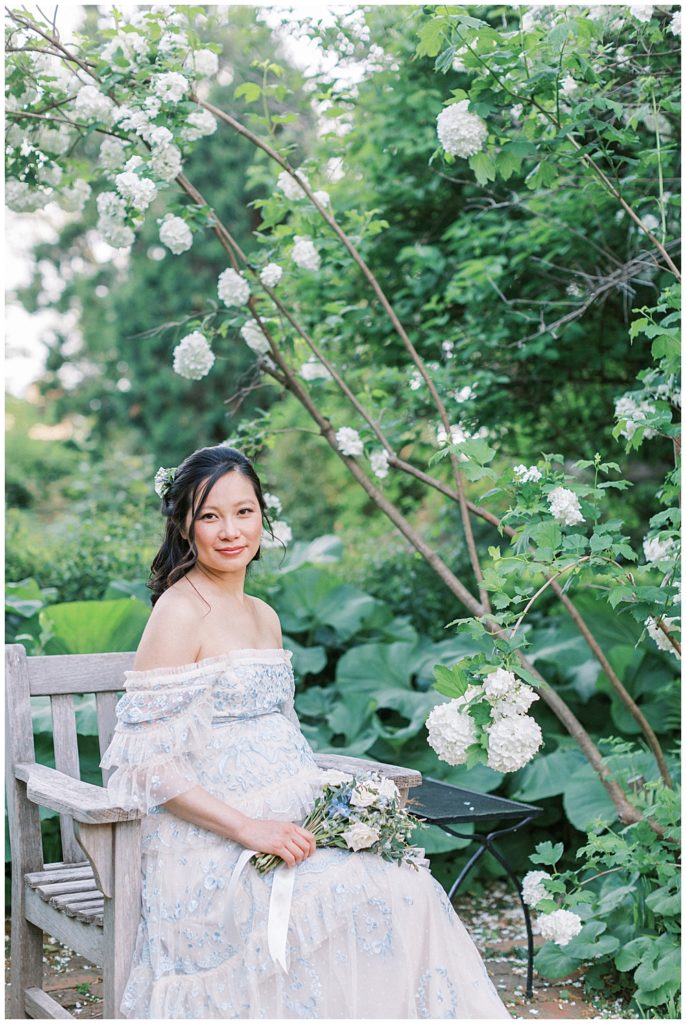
[
  {"left": 511, "top": 748, "right": 586, "bottom": 802},
  {"left": 562, "top": 762, "right": 618, "bottom": 831},
  {"left": 40, "top": 598, "right": 149, "bottom": 654}
]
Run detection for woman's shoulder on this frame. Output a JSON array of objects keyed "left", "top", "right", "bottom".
[{"left": 134, "top": 582, "right": 206, "bottom": 672}]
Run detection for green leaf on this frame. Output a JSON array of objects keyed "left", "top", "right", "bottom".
[
  {"left": 39, "top": 599, "right": 149, "bottom": 654},
  {"left": 234, "top": 82, "right": 262, "bottom": 102},
  {"left": 432, "top": 663, "right": 470, "bottom": 699},
  {"left": 529, "top": 840, "right": 564, "bottom": 867},
  {"left": 469, "top": 150, "right": 497, "bottom": 185},
  {"left": 417, "top": 18, "right": 446, "bottom": 58}
]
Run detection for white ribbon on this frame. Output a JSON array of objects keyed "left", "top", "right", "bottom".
[{"left": 226, "top": 849, "right": 296, "bottom": 974}]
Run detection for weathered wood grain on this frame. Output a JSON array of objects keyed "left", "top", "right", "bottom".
[
  {"left": 24, "top": 986, "right": 74, "bottom": 1019},
  {"left": 25, "top": 888, "right": 104, "bottom": 966},
  {"left": 313, "top": 752, "right": 422, "bottom": 790},
  {"left": 6, "top": 644, "right": 46, "bottom": 1018},
  {"left": 51, "top": 694, "right": 83, "bottom": 864},
  {"left": 26, "top": 652, "right": 133, "bottom": 696},
  {"left": 15, "top": 763, "right": 143, "bottom": 824}
]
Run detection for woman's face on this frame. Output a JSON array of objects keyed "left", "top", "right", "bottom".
[{"left": 186, "top": 470, "right": 263, "bottom": 576}]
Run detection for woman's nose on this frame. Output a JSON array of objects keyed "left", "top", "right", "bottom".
[{"left": 218, "top": 518, "right": 241, "bottom": 538}]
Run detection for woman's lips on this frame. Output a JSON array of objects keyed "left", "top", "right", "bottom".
[{"left": 217, "top": 546, "right": 245, "bottom": 554}]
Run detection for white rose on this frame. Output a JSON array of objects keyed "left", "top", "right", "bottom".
[
  {"left": 350, "top": 785, "right": 380, "bottom": 809},
  {"left": 342, "top": 822, "right": 380, "bottom": 852}
]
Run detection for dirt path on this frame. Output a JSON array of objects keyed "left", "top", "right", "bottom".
[{"left": 5, "top": 882, "right": 634, "bottom": 1018}]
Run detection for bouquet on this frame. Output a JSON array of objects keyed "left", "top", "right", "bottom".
[{"left": 253, "top": 769, "right": 427, "bottom": 874}]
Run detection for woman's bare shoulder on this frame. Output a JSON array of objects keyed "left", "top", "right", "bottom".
[
  {"left": 248, "top": 595, "right": 283, "bottom": 644},
  {"left": 134, "top": 582, "right": 206, "bottom": 671}
]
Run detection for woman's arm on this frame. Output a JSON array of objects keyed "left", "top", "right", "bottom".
[{"left": 163, "top": 786, "right": 316, "bottom": 867}]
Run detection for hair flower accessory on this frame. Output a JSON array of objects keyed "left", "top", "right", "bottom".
[{"left": 154, "top": 466, "right": 177, "bottom": 499}]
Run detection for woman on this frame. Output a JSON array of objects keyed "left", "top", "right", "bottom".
[{"left": 101, "top": 443, "right": 511, "bottom": 1019}]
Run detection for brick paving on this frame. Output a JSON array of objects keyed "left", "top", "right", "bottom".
[{"left": 6, "top": 883, "right": 633, "bottom": 1018}]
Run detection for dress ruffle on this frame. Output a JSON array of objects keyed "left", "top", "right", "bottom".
[{"left": 101, "top": 673, "right": 215, "bottom": 811}]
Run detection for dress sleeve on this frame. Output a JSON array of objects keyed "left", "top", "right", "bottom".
[{"left": 100, "top": 661, "right": 215, "bottom": 813}]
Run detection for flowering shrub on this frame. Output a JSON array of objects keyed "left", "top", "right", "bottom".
[{"left": 521, "top": 774, "right": 680, "bottom": 1016}]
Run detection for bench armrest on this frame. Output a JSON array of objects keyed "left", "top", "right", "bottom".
[
  {"left": 313, "top": 753, "right": 421, "bottom": 791},
  {"left": 15, "top": 763, "right": 144, "bottom": 824}
]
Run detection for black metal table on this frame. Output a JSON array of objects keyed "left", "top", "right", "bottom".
[{"left": 411, "top": 777, "right": 543, "bottom": 997}]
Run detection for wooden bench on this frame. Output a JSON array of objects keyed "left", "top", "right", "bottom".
[{"left": 5, "top": 643, "right": 421, "bottom": 1019}]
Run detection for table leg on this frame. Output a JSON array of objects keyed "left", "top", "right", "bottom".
[{"left": 433, "top": 816, "right": 538, "bottom": 998}]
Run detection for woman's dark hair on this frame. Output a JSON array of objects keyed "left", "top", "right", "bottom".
[{"left": 148, "top": 445, "right": 274, "bottom": 606}]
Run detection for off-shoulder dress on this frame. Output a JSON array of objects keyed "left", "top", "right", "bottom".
[{"left": 101, "top": 647, "right": 511, "bottom": 1019}]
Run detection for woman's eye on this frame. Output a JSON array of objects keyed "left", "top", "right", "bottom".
[{"left": 239, "top": 507, "right": 253, "bottom": 514}]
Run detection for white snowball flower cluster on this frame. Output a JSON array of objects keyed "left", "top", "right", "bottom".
[
  {"left": 99, "top": 137, "right": 128, "bottom": 171},
  {"left": 115, "top": 169, "right": 157, "bottom": 212},
  {"left": 74, "top": 84, "right": 115, "bottom": 123},
  {"left": 336, "top": 427, "right": 364, "bottom": 457},
  {"left": 218, "top": 268, "right": 251, "bottom": 306},
  {"left": 101, "top": 30, "right": 148, "bottom": 64},
  {"left": 6, "top": 180, "right": 53, "bottom": 212},
  {"left": 37, "top": 163, "right": 62, "bottom": 187},
  {"left": 277, "top": 168, "right": 310, "bottom": 200},
  {"left": 436, "top": 100, "right": 488, "bottom": 158},
  {"left": 292, "top": 236, "right": 321, "bottom": 272},
  {"left": 58, "top": 179, "right": 92, "bottom": 213},
  {"left": 426, "top": 701, "right": 478, "bottom": 766},
  {"left": 260, "top": 263, "right": 283, "bottom": 288},
  {"left": 184, "top": 48, "right": 219, "bottom": 77},
  {"left": 486, "top": 714, "right": 543, "bottom": 772},
  {"left": 483, "top": 668, "right": 517, "bottom": 700},
  {"left": 263, "top": 492, "right": 282, "bottom": 516},
  {"left": 262, "top": 520, "right": 293, "bottom": 548},
  {"left": 313, "top": 189, "right": 331, "bottom": 207},
  {"left": 153, "top": 71, "right": 190, "bottom": 103},
  {"left": 370, "top": 449, "right": 390, "bottom": 479},
  {"left": 645, "top": 617, "right": 680, "bottom": 656},
  {"left": 96, "top": 191, "right": 134, "bottom": 248},
  {"left": 538, "top": 909, "right": 583, "bottom": 947},
  {"left": 159, "top": 214, "right": 192, "bottom": 254},
  {"left": 521, "top": 871, "right": 553, "bottom": 907},
  {"left": 173, "top": 332, "right": 215, "bottom": 380},
  {"left": 614, "top": 395, "right": 657, "bottom": 440},
  {"left": 513, "top": 464, "right": 542, "bottom": 483},
  {"left": 490, "top": 684, "right": 539, "bottom": 720},
  {"left": 670, "top": 9, "right": 681, "bottom": 36},
  {"left": 150, "top": 144, "right": 183, "bottom": 182},
  {"left": 547, "top": 486, "right": 585, "bottom": 526},
  {"left": 643, "top": 535, "right": 676, "bottom": 563},
  {"left": 38, "top": 124, "right": 74, "bottom": 155},
  {"left": 240, "top": 320, "right": 270, "bottom": 354},
  {"left": 629, "top": 5, "right": 653, "bottom": 22},
  {"left": 300, "top": 359, "right": 332, "bottom": 381},
  {"left": 181, "top": 108, "right": 218, "bottom": 142}
]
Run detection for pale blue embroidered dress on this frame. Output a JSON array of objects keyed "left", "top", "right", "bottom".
[{"left": 101, "top": 648, "right": 510, "bottom": 1019}]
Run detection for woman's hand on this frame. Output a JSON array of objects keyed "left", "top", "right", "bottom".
[{"left": 238, "top": 818, "right": 316, "bottom": 867}]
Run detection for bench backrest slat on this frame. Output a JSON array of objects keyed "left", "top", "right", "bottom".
[
  {"left": 26, "top": 652, "right": 135, "bottom": 696},
  {"left": 96, "top": 691, "right": 120, "bottom": 785},
  {"left": 51, "top": 693, "right": 84, "bottom": 863}
]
